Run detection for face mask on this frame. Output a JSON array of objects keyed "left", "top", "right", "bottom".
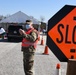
[{"left": 25, "top": 24, "right": 31, "bottom": 29}]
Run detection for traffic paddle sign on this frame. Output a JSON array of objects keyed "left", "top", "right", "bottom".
[{"left": 47, "top": 5, "right": 76, "bottom": 62}]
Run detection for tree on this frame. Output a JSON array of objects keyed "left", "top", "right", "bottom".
[
  {"left": 40, "top": 16, "right": 45, "bottom": 22},
  {"left": 0, "top": 15, "right": 4, "bottom": 21},
  {"left": 40, "top": 16, "right": 46, "bottom": 30}
]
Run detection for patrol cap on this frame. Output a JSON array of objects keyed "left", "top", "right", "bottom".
[{"left": 26, "top": 20, "right": 33, "bottom": 25}]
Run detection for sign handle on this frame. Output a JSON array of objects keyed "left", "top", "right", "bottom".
[{"left": 66, "top": 59, "right": 76, "bottom": 75}]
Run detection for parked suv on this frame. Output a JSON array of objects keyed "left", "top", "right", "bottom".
[{"left": 7, "top": 25, "right": 23, "bottom": 42}]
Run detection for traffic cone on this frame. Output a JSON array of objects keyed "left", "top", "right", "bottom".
[
  {"left": 38, "top": 32, "right": 40, "bottom": 41},
  {"left": 56, "top": 63, "right": 61, "bottom": 75},
  {"left": 56, "top": 63, "right": 60, "bottom": 69},
  {"left": 43, "top": 45, "right": 49, "bottom": 55},
  {"left": 40, "top": 33, "right": 44, "bottom": 45},
  {"left": 41, "top": 39, "right": 44, "bottom": 45}
]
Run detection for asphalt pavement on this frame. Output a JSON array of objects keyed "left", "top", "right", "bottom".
[{"left": 0, "top": 34, "right": 67, "bottom": 75}]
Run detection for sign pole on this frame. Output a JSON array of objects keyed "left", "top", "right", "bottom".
[{"left": 66, "top": 59, "right": 76, "bottom": 75}]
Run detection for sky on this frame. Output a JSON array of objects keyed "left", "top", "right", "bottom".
[{"left": 0, "top": 0, "right": 76, "bottom": 22}]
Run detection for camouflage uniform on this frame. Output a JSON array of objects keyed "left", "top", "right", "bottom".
[{"left": 21, "top": 30, "right": 37, "bottom": 75}]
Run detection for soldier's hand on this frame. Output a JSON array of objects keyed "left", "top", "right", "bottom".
[
  {"left": 19, "top": 29, "right": 23, "bottom": 35},
  {"left": 19, "top": 29, "right": 25, "bottom": 35}
]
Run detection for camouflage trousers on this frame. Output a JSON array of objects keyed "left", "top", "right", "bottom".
[{"left": 22, "top": 46, "right": 35, "bottom": 75}]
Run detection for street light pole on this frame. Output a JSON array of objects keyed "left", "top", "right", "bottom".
[{"left": 38, "top": 22, "right": 41, "bottom": 32}]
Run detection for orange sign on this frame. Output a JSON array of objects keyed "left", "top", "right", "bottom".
[{"left": 47, "top": 5, "right": 76, "bottom": 62}]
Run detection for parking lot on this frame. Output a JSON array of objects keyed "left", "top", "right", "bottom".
[{"left": 0, "top": 34, "right": 67, "bottom": 75}]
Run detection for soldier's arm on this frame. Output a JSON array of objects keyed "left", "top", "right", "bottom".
[{"left": 22, "top": 31, "right": 37, "bottom": 42}]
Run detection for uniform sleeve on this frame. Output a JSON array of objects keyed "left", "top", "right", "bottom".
[{"left": 22, "top": 31, "right": 37, "bottom": 42}]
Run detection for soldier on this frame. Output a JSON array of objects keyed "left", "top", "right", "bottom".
[{"left": 19, "top": 20, "right": 39, "bottom": 75}]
